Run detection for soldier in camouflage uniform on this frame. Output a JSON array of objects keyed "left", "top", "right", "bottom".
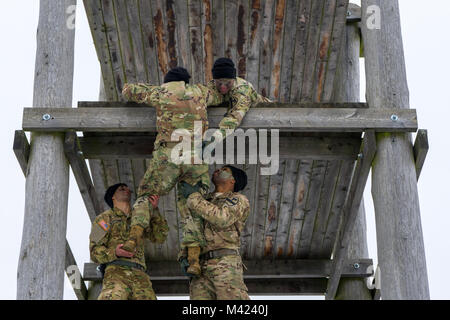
[
  {"left": 121, "top": 67, "right": 224, "bottom": 276},
  {"left": 206, "top": 57, "right": 271, "bottom": 143},
  {"left": 89, "top": 183, "right": 168, "bottom": 300},
  {"left": 179, "top": 165, "right": 250, "bottom": 300}
]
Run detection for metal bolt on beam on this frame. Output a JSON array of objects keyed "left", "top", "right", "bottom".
[
  {"left": 353, "top": 263, "right": 360, "bottom": 269},
  {"left": 42, "top": 114, "right": 51, "bottom": 121},
  {"left": 391, "top": 114, "right": 399, "bottom": 122}
]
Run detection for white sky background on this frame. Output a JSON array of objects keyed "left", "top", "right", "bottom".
[{"left": 0, "top": 0, "right": 448, "bottom": 300}]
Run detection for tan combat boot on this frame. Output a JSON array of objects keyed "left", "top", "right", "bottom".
[
  {"left": 122, "top": 225, "right": 145, "bottom": 253},
  {"left": 187, "top": 247, "right": 202, "bottom": 277}
]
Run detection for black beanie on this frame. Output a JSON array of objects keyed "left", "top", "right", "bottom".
[
  {"left": 212, "top": 58, "right": 236, "bottom": 79},
  {"left": 224, "top": 165, "right": 247, "bottom": 192},
  {"left": 164, "top": 67, "right": 191, "bottom": 84},
  {"left": 104, "top": 183, "right": 128, "bottom": 209}
]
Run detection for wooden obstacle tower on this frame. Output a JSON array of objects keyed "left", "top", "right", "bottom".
[{"left": 15, "top": 0, "right": 429, "bottom": 300}]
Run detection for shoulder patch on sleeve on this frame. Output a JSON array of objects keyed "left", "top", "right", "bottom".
[
  {"left": 225, "top": 197, "right": 239, "bottom": 206},
  {"left": 98, "top": 219, "right": 109, "bottom": 231}
]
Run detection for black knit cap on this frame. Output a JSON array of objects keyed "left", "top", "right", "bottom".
[
  {"left": 104, "top": 183, "right": 128, "bottom": 209},
  {"left": 163, "top": 67, "right": 191, "bottom": 84},
  {"left": 212, "top": 57, "right": 236, "bottom": 79},
  {"left": 224, "top": 165, "right": 247, "bottom": 192}
]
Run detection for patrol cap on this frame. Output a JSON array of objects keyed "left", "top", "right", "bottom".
[
  {"left": 224, "top": 165, "right": 247, "bottom": 192},
  {"left": 212, "top": 58, "right": 236, "bottom": 79},
  {"left": 104, "top": 183, "right": 128, "bottom": 209},
  {"left": 163, "top": 67, "right": 191, "bottom": 84}
]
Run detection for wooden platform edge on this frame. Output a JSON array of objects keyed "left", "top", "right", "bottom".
[{"left": 325, "top": 130, "right": 377, "bottom": 300}]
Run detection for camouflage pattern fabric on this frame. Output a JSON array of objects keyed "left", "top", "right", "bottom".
[
  {"left": 98, "top": 265, "right": 156, "bottom": 300},
  {"left": 190, "top": 255, "right": 249, "bottom": 300},
  {"left": 89, "top": 207, "right": 168, "bottom": 271},
  {"left": 122, "top": 81, "right": 223, "bottom": 146},
  {"left": 207, "top": 77, "right": 271, "bottom": 140},
  {"left": 186, "top": 190, "right": 250, "bottom": 300},
  {"left": 186, "top": 191, "right": 250, "bottom": 252},
  {"left": 122, "top": 81, "right": 222, "bottom": 249}
]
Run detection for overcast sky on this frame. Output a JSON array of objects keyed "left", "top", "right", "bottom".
[{"left": 0, "top": 0, "right": 449, "bottom": 300}]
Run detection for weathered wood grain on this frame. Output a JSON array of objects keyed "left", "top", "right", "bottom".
[
  {"left": 225, "top": 0, "right": 238, "bottom": 63},
  {"left": 268, "top": 0, "right": 286, "bottom": 100},
  {"left": 64, "top": 132, "right": 102, "bottom": 222},
  {"left": 188, "top": 0, "right": 203, "bottom": 84},
  {"left": 83, "top": 0, "right": 118, "bottom": 100},
  {"left": 236, "top": 0, "right": 250, "bottom": 78},
  {"left": 258, "top": 0, "right": 275, "bottom": 98},
  {"left": 325, "top": 131, "right": 376, "bottom": 300},
  {"left": 174, "top": 0, "right": 191, "bottom": 71},
  {"left": 150, "top": 0, "right": 169, "bottom": 79},
  {"left": 413, "top": 129, "right": 428, "bottom": 180},
  {"left": 23, "top": 107, "right": 418, "bottom": 132},
  {"left": 201, "top": 0, "right": 214, "bottom": 82},
  {"left": 246, "top": 0, "right": 264, "bottom": 90},
  {"left": 17, "top": 0, "right": 75, "bottom": 300},
  {"left": 362, "top": 0, "right": 429, "bottom": 300}
]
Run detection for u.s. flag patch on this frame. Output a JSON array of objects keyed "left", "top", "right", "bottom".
[{"left": 98, "top": 220, "right": 109, "bottom": 231}]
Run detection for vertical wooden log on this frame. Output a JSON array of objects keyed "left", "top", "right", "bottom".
[
  {"left": 17, "top": 0, "right": 76, "bottom": 300},
  {"left": 361, "top": 0, "right": 429, "bottom": 299}
]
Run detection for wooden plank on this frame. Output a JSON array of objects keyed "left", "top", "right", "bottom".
[
  {"left": 236, "top": 0, "right": 250, "bottom": 78},
  {"left": 240, "top": 164, "right": 258, "bottom": 259},
  {"left": 78, "top": 101, "right": 368, "bottom": 109},
  {"left": 289, "top": 0, "right": 312, "bottom": 102},
  {"left": 261, "top": 160, "right": 285, "bottom": 258},
  {"left": 64, "top": 132, "right": 102, "bottom": 222},
  {"left": 211, "top": 0, "right": 225, "bottom": 62},
  {"left": 165, "top": 0, "right": 179, "bottom": 70},
  {"left": 65, "top": 243, "right": 88, "bottom": 300},
  {"left": 325, "top": 131, "right": 377, "bottom": 300},
  {"left": 100, "top": 0, "right": 126, "bottom": 98},
  {"left": 268, "top": 0, "right": 287, "bottom": 100},
  {"left": 188, "top": 0, "right": 203, "bottom": 84},
  {"left": 321, "top": 0, "right": 350, "bottom": 102},
  {"left": 103, "top": 159, "right": 120, "bottom": 186},
  {"left": 174, "top": 0, "right": 191, "bottom": 70},
  {"left": 274, "top": 160, "right": 299, "bottom": 258},
  {"left": 84, "top": 258, "right": 373, "bottom": 281},
  {"left": 201, "top": 0, "right": 213, "bottom": 82},
  {"left": 23, "top": 107, "right": 419, "bottom": 133},
  {"left": 319, "top": 160, "right": 355, "bottom": 257},
  {"left": 258, "top": 0, "right": 275, "bottom": 98},
  {"left": 312, "top": 0, "right": 337, "bottom": 102},
  {"left": 413, "top": 129, "right": 428, "bottom": 180},
  {"left": 300, "top": 0, "right": 325, "bottom": 102},
  {"left": 87, "top": 159, "right": 108, "bottom": 213},
  {"left": 246, "top": 0, "right": 264, "bottom": 90},
  {"left": 113, "top": 0, "right": 137, "bottom": 83},
  {"left": 150, "top": 0, "right": 169, "bottom": 79},
  {"left": 77, "top": 134, "right": 361, "bottom": 161},
  {"left": 224, "top": 0, "right": 238, "bottom": 63},
  {"left": 124, "top": 0, "right": 149, "bottom": 82},
  {"left": 346, "top": 2, "right": 361, "bottom": 23},
  {"left": 13, "top": 130, "right": 30, "bottom": 176},
  {"left": 278, "top": 0, "right": 300, "bottom": 102},
  {"left": 138, "top": 0, "right": 161, "bottom": 84},
  {"left": 117, "top": 159, "right": 137, "bottom": 203},
  {"left": 308, "top": 160, "right": 341, "bottom": 258},
  {"left": 83, "top": 0, "right": 118, "bottom": 100},
  {"left": 297, "top": 160, "right": 328, "bottom": 258}
]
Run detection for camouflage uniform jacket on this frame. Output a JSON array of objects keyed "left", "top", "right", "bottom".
[
  {"left": 207, "top": 77, "right": 271, "bottom": 139},
  {"left": 89, "top": 207, "right": 168, "bottom": 270},
  {"left": 186, "top": 191, "right": 250, "bottom": 253},
  {"left": 122, "top": 81, "right": 223, "bottom": 146}
]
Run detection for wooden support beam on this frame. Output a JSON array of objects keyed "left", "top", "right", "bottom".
[
  {"left": 13, "top": 129, "right": 88, "bottom": 300},
  {"left": 83, "top": 258, "right": 373, "bottom": 282},
  {"left": 22, "top": 107, "right": 418, "bottom": 133},
  {"left": 325, "top": 131, "right": 377, "bottom": 300},
  {"left": 63, "top": 132, "right": 102, "bottom": 222},
  {"left": 413, "top": 129, "right": 428, "bottom": 180},
  {"left": 77, "top": 134, "right": 362, "bottom": 161},
  {"left": 346, "top": 3, "right": 361, "bottom": 23},
  {"left": 13, "top": 130, "right": 30, "bottom": 177}
]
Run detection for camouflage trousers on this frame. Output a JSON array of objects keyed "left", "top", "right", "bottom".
[
  {"left": 189, "top": 255, "right": 250, "bottom": 300},
  {"left": 131, "top": 145, "right": 208, "bottom": 248},
  {"left": 98, "top": 265, "right": 156, "bottom": 300}
]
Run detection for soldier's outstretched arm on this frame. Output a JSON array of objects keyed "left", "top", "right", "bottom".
[
  {"left": 122, "top": 83, "right": 160, "bottom": 105},
  {"left": 89, "top": 216, "right": 116, "bottom": 264},
  {"left": 186, "top": 192, "right": 249, "bottom": 229}
]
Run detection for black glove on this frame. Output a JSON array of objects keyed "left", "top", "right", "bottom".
[{"left": 179, "top": 181, "right": 203, "bottom": 199}]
